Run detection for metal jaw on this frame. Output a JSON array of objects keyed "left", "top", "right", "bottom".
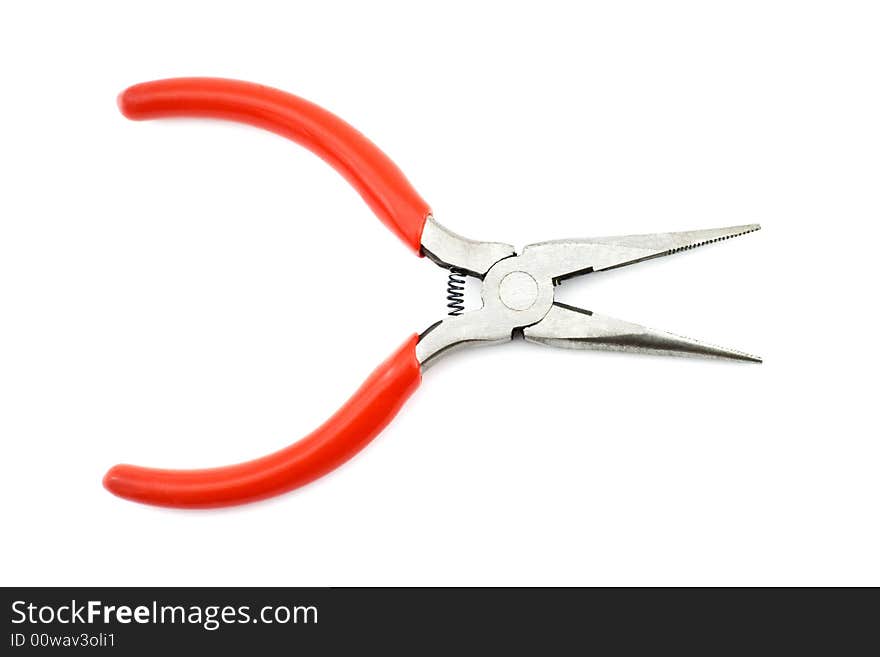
[{"left": 416, "top": 218, "right": 761, "bottom": 369}]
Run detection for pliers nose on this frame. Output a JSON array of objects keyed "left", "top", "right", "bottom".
[{"left": 105, "top": 77, "right": 761, "bottom": 509}]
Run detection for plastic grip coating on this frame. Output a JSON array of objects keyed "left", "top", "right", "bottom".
[
  {"left": 118, "top": 78, "right": 431, "bottom": 253},
  {"left": 103, "top": 335, "right": 422, "bottom": 508}
]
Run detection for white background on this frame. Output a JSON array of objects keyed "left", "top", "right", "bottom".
[{"left": 1, "top": 1, "right": 877, "bottom": 586}]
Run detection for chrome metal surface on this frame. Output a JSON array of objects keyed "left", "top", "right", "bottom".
[
  {"left": 523, "top": 303, "right": 762, "bottom": 362},
  {"left": 523, "top": 224, "right": 760, "bottom": 282},
  {"left": 499, "top": 271, "right": 539, "bottom": 311},
  {"left": 416, "top": 249, "right": 555, "bottom": 368},
  {"left": 420, "top": 216, "right": 515, "bottom": 277},
  {"left": 415, "top": 221, "right": 761, "bottom": 368}
]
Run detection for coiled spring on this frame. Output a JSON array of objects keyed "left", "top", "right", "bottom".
[{"left": 446, "top": 267, "right": 467, "bottom": 316}]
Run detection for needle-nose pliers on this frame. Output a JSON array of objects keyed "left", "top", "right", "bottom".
[{"left": 103, "top": 77, "right": 761, "bottom": 508}]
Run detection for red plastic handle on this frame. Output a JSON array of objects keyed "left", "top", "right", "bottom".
[
  {"left": 118, "top": 78, "right": 431, "bottom": 253},
  {"left": 103, "top": 335, "right": 421, "bottom": 508}
]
